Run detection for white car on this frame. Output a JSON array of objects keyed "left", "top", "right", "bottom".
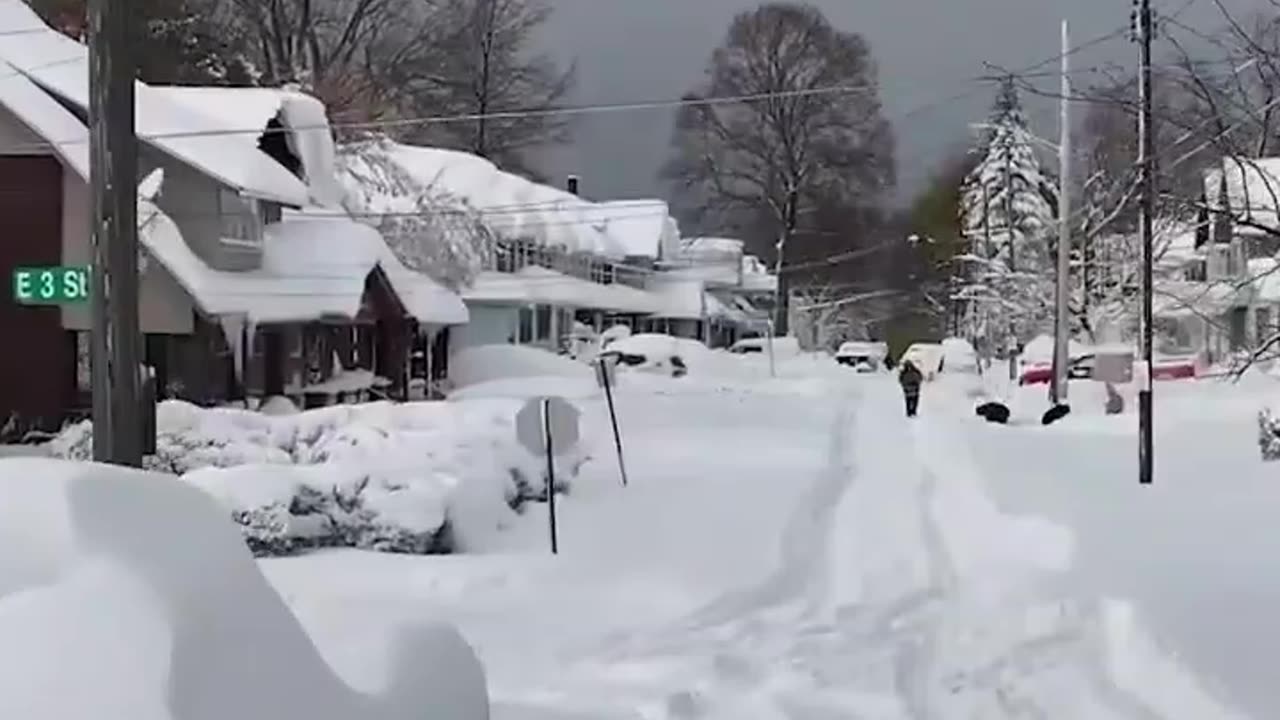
[
  {"left": 900, "top": 342, "right": 945, "bottom": 379},
  {"left": 835, "top": 341, "right": 888, "bottom": 372}
]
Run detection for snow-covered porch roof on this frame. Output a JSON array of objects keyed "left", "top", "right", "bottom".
[
  {"left": 1153, "top": 279, "right": 1245, "bottom": 319},
  {"left": 647, "top": 277, "right": 708, "bottom": 320},
  {"left": 463, "top": 266, "right": 660, "bottom": 314},
  {"left": 141, "top": 203, "right": 467, "bottom": 325},
  {"left": 0, "top": 0, "right": 310, "bottom": 206}
]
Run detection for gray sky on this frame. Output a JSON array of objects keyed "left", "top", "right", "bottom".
[{"left": 533, "top": 0, "right": 1260, "bottom": 209}]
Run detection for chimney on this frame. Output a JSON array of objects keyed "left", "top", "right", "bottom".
[{"left": 566, "top": 175, "right": 580, "bottom": 196}]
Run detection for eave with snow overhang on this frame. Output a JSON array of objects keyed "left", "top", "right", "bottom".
[{"left": 0, "top": 0, "right": 310, "bottom": 206}]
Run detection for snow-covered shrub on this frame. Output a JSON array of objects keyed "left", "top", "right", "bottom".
[
  {"left": 49, "top": 399, "right": 592, "bottom": 556},
  {"left": 1258, "top": 408, "right": 1280, "bottom": 461}
]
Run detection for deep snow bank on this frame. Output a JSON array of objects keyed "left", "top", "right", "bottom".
[
  {"left": 50, "top": 399, "right": 592, "bottom": 555},
  {"left": 0, "top": 458, "right": 488, "bottom": 720}
]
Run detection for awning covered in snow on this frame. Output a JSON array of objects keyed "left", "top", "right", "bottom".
[
  {"left": 647, "top": 277, "right": 707, "bottom": 320},
  {"left": 463, "top": 266, "right": 660, "bottom": 314}
]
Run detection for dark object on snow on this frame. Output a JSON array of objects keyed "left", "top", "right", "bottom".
[
  {"left": 1041, "top": 404, "right": 1071, "bottom": 426},
  {"left": 898, "top": 360, "right": 923, "bottom": 417},
  {"left": 975, "top": 401, "right": 1010, "bottom": 424},
  {"left": 670, "top": 356, "right": 688, "bottom": 377},
  {"left": 1104, "top": 383, "right": 1124, "bottom": 415}
]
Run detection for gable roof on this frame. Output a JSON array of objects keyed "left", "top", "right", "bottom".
[{"left": 0, "top": 0, "right": 309, "bottom": 205}]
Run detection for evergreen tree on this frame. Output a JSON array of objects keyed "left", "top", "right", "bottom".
[{"left": 957, "top": 78, "right": 1059, "bottom": 344}]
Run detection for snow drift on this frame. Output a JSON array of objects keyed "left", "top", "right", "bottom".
[
  {"left": 0, "top": 458, "right": 489, "bottom": 720},
  {"left": 49, "top": 399, "right": 592, "bottom": 555}
]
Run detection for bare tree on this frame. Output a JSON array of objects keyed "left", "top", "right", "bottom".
[
  {"left": 662, "top": 2, "right": 895, "bottom": 335},
  {"left": 378, "top": 0, "right": 575, "bottom": 178},
  {"left": 27, "top": 0, "right": 257, "bottom": 84}
]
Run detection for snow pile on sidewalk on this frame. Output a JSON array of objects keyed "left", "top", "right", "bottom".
[
  {"left": 49, "top": 399, "right": 592, "bottom": 555},
  {"left": 0, "top": 458, "right": 488, "bottom": 720}
]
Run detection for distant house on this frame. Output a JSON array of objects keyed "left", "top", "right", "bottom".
[
  {"left": 0, "top": 2, "right": 466, "bottom": 434},
  {"left": 649, "top": 237, "right": 776, "bottom": 346}
]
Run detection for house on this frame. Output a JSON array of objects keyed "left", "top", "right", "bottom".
[
  {"left": 647, "top": 237, "right": 777, "bottom": 346},
  {"left": 341, "top": 141, "right": 677, "bottom": 355},
  {"left": 0, "top": 1, "right": 466, "bottom": 433},
  {"left": 1151, "top": 157, "right": 1280, "bottom": 364}
]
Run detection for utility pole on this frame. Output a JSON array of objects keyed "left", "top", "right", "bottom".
[
  {"left": 88, "top": 0, "right": 143, "bottom": 466},
  {"left": 773, "top": 186, "right": 799, "bottom": 336},
  {"left": 1133, "top": 0, "right": 1155, "bottom": 484},
  {"left": 983, "top": 184, "right": 994, "bottom": 368},
  {"left": 1003, "top": 135, "right": 1018, "bottom": 381},
  {"left": 1051, "top": 19, "right": 1073, "bottom": 405}
]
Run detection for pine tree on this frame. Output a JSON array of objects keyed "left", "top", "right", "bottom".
[{"left": 957, "top": 78, "right": 1060, "bottom": 344}]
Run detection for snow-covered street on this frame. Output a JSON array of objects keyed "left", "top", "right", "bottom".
[{"left": 259, "top": 370, "right": 1246, "bottom": 719}]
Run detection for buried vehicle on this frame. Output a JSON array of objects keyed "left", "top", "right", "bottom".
[{"left": 835, "top": 341, "right": 888, "bottom": 372}]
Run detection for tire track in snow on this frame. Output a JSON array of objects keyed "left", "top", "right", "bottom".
[{"left": 593, "top": 390, "right": 859, "bottom": 663}]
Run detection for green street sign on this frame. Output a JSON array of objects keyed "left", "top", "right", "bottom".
[{"left": 12, "top": 265, "right": 90, "bottom": 305}]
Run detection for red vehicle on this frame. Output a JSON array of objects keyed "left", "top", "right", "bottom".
[{"left": 1018, "top": 354, "right": 1197, "bottom": 385}]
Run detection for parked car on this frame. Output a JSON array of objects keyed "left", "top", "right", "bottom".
[
  {"left": 834, "top": 341, "right": 888, "bottom": 371},
  {"left": 1019, "top": 353, "right": 1198, "bottom": 385}
]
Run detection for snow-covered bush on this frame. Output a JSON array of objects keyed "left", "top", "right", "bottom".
[
  {"left": 1258, "top": 407, "right": 1280, "bottom": 461},
  {"left": 49, "top": 399, "right": 592, "bottom": 556}
]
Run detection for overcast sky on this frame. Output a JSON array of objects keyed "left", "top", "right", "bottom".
[{"left": 531, "top": 0, "right": 1260, "bottom": 208}]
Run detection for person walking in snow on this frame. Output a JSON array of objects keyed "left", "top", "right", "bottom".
[{"left": 899, "top": 359, "right": 923, "bottom": 418}]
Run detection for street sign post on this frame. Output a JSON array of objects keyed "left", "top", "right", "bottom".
[
  {"left": 516, "top": 396, "right": 581, "bottom": 554},
  {"left": 12, "top": 266, "right": 90, "bottom": 305}
]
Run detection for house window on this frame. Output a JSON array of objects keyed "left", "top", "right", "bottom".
[
  {"left": 518, "top": 306, "right": 534, "bottom": 343},
  {"left": 218, "top": 189, "right": 262, "bottom": 247}
]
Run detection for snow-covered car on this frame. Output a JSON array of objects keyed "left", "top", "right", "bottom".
[
  {"left": 600, "top": 333, "right": 704, "bottom": 378},
  {"left": 728, "top": 337, "right": 767, "bottom": 354},
  {"left": 834, "top": 341, "right": 888, "bottom": 371},
  {"left": 900, "top": 343, "right": 945, "bottom": 379}
]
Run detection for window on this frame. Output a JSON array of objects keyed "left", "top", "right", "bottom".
[
  {"left": 1185, "top": 260, "right": 1206, "bottom": 282},
  {"left": 218, "top": 189, "right": 262, "bottom": 247},
  {"left": 1258, "top": 307, "right": 1274, "bottom": 349}
]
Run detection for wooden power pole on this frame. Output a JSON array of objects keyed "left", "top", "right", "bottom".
[
  {"left": 1134, "top": 0, "right": 1155, "bottom": 484},
  {"left": 88, "top": 0, "right": 143, "bottom": 466}
]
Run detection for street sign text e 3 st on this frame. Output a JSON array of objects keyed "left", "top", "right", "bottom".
[{"left": 12, "top": 266, "right": 90, "bottom": 305}]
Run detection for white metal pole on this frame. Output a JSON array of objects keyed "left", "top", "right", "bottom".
[{"left": 1053, "top": 19, "right": 1072, "bottom": 403}]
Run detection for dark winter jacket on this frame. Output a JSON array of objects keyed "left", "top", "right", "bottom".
[{"left": 899, "top": 362, "right": 923, "bottom": 397}]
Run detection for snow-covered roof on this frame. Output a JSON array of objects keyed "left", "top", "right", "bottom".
[
  {"left": 0, "top": 59, "right": 88, "bottom": 178},
  {"left": 374, "top": 142, "right": 621, "bottom": 257},
  {"left": 156, "top": 86, "right": 345, "bottom": 207},
  {"left": 741, "top": 254, "right": 777, "bottom": 293},
  {"left": 464, "top": 266, "right": 659, "bottom": 314},
  {"left": 1206, "top": 157, "right": 1280, "bottom": 237},
  {"left": 0, "top": 0, "right": 309, "bottom": 205},
  {"left": 582, "top": 200, "right": 676, "bottom": 258},
  {"left": 139, "top": 203, "right": 467, "bottom": 325},
  {"left": 681, "top": 237, "right": 745, "bottom": 257}
]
